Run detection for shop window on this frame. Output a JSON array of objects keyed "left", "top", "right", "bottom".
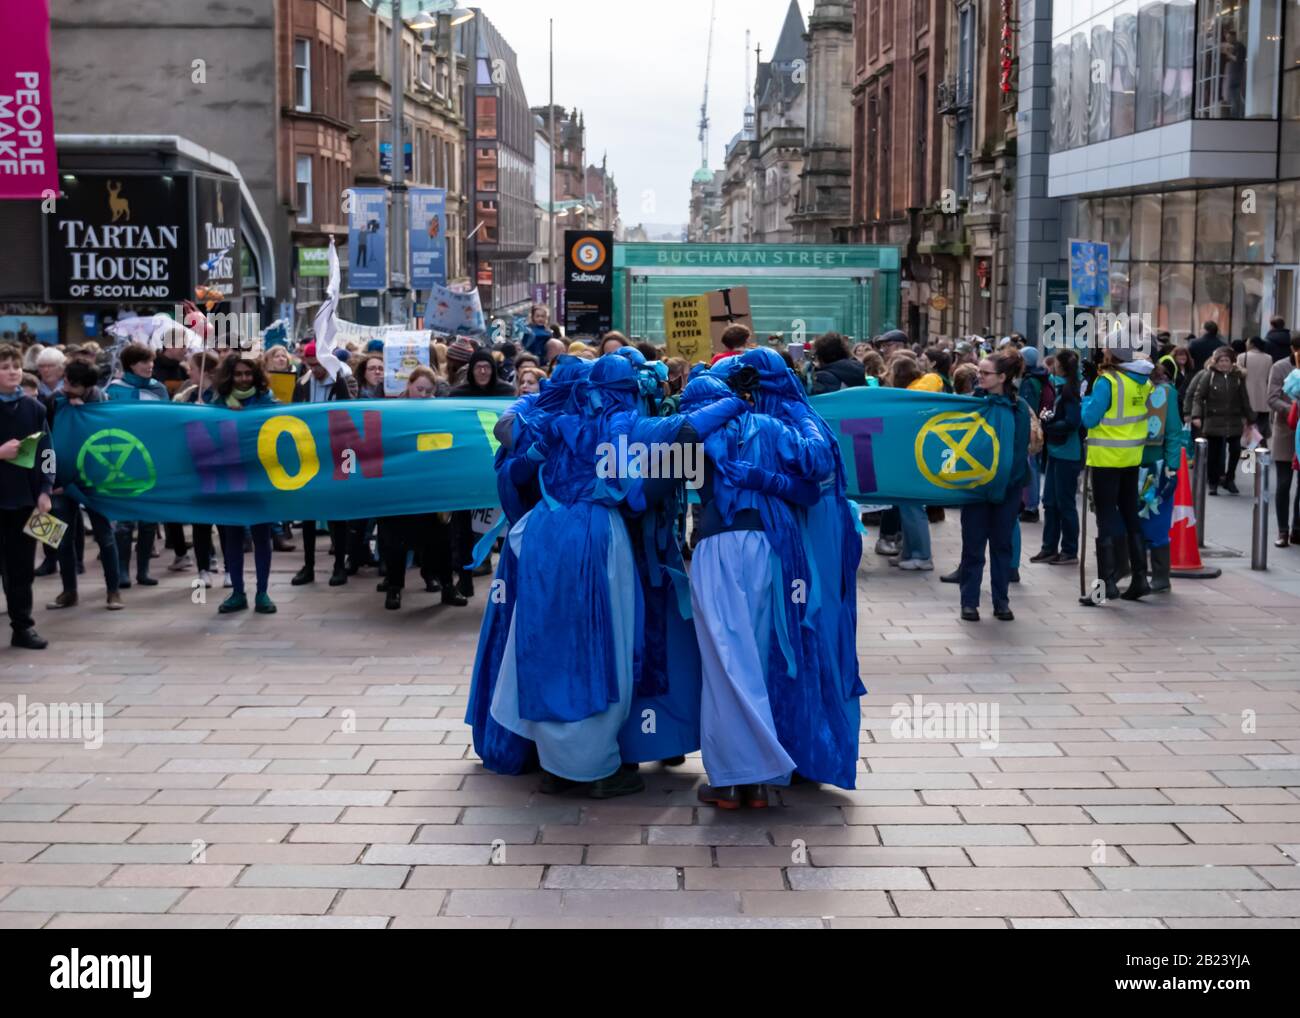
[
  {"left": 1234, "top": 183, "right": 1275, "bottom": 262},
  {"left": 1159, "top": 262, "right": 1194, "bottom": 337},
  {"left": 1195, "top": 0, "right": 1281, "bottom": 119},
  {"left": 1232, "top": 264, "right": 1266, "bottom": 339},
  {"left": 1136, "top": 2, "right": 1166, "bottom": 131},
  {"left": 1111, "top": 3, "right": 1138, "bottom": 138},
  {"left": 1130, "top": 261, "right": 1161, "bottom": 319},
  {"left": 1132, "top": 193, "right": 1163, "bottom": 260},
  {"left": 1195, "top": 186, "right": 1234, "bottom": 261},
  {"left": 1090, "top": 19, "right": 1113, "bottom": 144},
  {"left": 1161, "top": 190, "right": 1196, "bottom": 261},
  {"left": 1194, "top": 263, "right": 1232, "bottom": 329},
  {"left": 1163, "top": 0, "right": 1195, "bottom": 123}
]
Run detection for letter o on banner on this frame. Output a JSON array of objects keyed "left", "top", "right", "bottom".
[{"left": 258, "top": 416, "right": 320, "bottom": 491}]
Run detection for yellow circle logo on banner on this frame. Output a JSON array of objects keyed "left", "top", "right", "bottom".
[{"left": 914, "top": 411, "right": 1000, "bottom": 490}]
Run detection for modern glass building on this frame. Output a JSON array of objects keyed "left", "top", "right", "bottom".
[{"left": 1046, "top": 0, "right": 1300, "bottom": 341}]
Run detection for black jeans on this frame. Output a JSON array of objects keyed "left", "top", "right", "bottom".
[
  {"left": 52, "top": 495, "right": 118, "bottom": 595},
  {"left": 959, "top": 494, "right": 1021, "bottom": 612},
  {"left": 1090, "top": 465, "right": 1142, "bottom": 541},
  {"left": 114, "top": 521, "right": 156, "bottom": 583},
  {"left": 301, "top": 520, "right": 348, "bottom": 572},
  {"left": 219, "top": 524, "right": 272, "bottom": 595},
  {"left": 0, "top": 506, "right": 38, "bottom": 632},
  {"left": 1205, "top": 435, "right": 1241, "bottom": 490},
  {"left": 379, "top": 513, "right": 451, "bottom": 591}
]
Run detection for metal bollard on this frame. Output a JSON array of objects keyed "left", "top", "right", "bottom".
[
  {"left": 1192, "top": 436, "right": 1209, "bottom": 548},
  {"left": 1251, "top": 447, "right": 1272, "bottom": 571}
]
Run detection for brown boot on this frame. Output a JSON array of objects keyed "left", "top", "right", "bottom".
[
  {"left": 45, "top": 591, "right": 77, "bottom": 610},
  {"left": 106, "top": 591, "right": 124, "bottom": 611}
]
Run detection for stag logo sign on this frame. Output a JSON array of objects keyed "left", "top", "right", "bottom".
[{"left": 46, "top": 173, "right": 192, "bottom": 303}]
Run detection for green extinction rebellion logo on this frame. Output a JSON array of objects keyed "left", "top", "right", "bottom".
[{"left": 76, "top": 429, "right": 157, "bottom": 497}]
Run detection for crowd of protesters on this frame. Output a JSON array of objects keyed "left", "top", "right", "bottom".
[{"left": 3, "top": 302, "right": 1300, "bottom": 653}]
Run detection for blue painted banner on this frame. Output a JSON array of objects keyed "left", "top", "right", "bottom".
[
  {"left": 50, "top": 389, "right": 1016, "bottom": 525},
  {"left": 408, "top": 188, "right": 447, "bottom": 291},
  {"left": 815, "top": 387, "right": 1017, "bottom": 506},
  {"left": 53, "top": 399, "right": 511, "bottom": 526},
  {"left": 347, "top": 187, "right": 388, "bottom": 291}
]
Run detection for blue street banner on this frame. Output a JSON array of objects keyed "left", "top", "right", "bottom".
[
  {"left": 52, "top": 389, "right": 1017, "bottom": 526},
  {"left": 1069, "top": 239, "right": 1110, "bottom": 309},
  {"left": 408, "top": 188, "right": 447, "bottom": 291},
  {"left": 53, "top": 399, "right": 510, "bottom": 526},
  {"left": 347, "top": 187, "right": 388, "bottom": 291},
  {"left": 815, "top": 387, "right": 1017, "bottom": 507}
]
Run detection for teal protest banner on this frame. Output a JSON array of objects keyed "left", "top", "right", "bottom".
[
  {"left": 814, "top": 387, "right": 1017, "bottom": 506},
  {"left": 51, "top": 389, "right": 1016, "bottom": 525},
  {"left": 53, "top": 398, "right": 512, "bottom": 525}
]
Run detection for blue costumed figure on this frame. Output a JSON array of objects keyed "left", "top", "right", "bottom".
[
  {"left": 489, "top": 354, "right": 749, "bottom": 797},
  {"left": 738, "top": 348, "right": 867, "bottom": 768},
  {"left": 685, "top": 366, "right": 856, "bottom": 807},
  {"left": 611, "top": 347, "right": 703, "bottom": 767},
  {"left": 464, "top": 356, "right": 589, "bottom": 774}
]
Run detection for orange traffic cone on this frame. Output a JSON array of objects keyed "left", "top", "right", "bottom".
[{"left": 1168, "top": 448, "right": 1221, "bottom": 579}]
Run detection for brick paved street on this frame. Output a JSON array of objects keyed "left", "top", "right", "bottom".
[{"left": 2, "top": 496, "right": 1299, "bottom": 929}]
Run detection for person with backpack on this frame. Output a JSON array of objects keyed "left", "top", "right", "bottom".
[{"left": 1188, "top": 346, "right": 1252, "bottom": 496}]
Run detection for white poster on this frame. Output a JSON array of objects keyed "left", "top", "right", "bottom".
[
  {"left": 426, "top": 283, "right": 485, "bottom": 336},
  {"left": 382, "top": 332, "right": 430, "bottom": 396}
]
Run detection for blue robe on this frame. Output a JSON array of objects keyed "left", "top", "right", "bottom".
[{"left": 687, "top": 372, "right": 858, "bottom": 789}]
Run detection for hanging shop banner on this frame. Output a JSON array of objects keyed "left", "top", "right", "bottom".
[
  {"left": 408, "top": 188, "right": 447, "bottom": 291},
  {"left": 347, "top": 187, "right": 388, "bottom": 291},
  {"left": 0, "top": 0, "right": 58, "bottom": 200},
  {"left": 51, "top": 387, "right": 1016, "bottom": 526},
  {"left": 426, "top": 282, "right": 485, "bottom": 335},
  {"left": 563, "top": 229, "right": 613, "bottom": 337},
  {"left": 1068, "top": 239, "right": 1110, "bottom": 310},
  {"left": 382, "top": 331, "right": 430, "bottom": 396},
  {"left": 45, "top": 173, "right": 192, "bottom": 303},
  {"left": 193, "top": 175, "right": 242, "bottom": 303}
]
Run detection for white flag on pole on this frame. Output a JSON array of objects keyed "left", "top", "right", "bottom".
[{"left": 312, "top": 238, "right": 343, "bottom": 380}]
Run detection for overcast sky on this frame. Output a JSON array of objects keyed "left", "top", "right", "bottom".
[{"left": 479, "top": 0, "right": 814, "bottom": 228}]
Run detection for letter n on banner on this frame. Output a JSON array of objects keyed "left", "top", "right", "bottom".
[
  {"left": 328, "top": 409, "right": 384, "bottom": 480},
  {"left": 185, "top": 420, "right": 248, "bottom": 493},
  {"left": 839, "top": 418, "right": 884, "bottom": 494}
]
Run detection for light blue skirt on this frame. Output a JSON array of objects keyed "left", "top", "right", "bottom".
[{"left": 691, "top": 529, "right": 795, "bottom": 787}]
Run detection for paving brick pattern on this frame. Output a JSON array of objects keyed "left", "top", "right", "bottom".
[{"left": 2, "top": 509, "right": 1299, "bottom": 928}]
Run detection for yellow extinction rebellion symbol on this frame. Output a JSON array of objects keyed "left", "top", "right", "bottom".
[{"left": 914, "top": 411, "right": 999, "bottom": 490}]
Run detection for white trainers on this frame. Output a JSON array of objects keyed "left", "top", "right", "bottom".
[
  {"left": 899, "top": 558, "right": 934, "bottom": 571},
  {"left": 198, "top": 570, "right": 213, "bottom": 588},
  {"left": 169, "top": 551, "right": 193, "bottom": 572},
  {"left": 874, "top": 538, "right": 899, "bottom": 556},
  {"left": 222, "top": 573, "right": 233, "bottom": 588}
]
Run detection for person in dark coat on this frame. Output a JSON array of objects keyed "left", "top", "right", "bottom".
[
  {"left": 810, "top": 332, "right": 867, "bottom": 395},
  {"left": 0, "top": 342, "right": 55, "bottom": 649},
  {"left": 1264, "top": 317, "right": 1293, "bottom": 363},
  {"left": 1188, "top": 321, "right": 1225, "bottom": 372}
]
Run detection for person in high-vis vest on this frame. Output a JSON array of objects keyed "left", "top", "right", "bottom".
[
  {"left": 1082, "top": 340, "right": 1155, "bottom": 601},
  {"left": 1138, "top": 360, "right": 1189, "bottom": 593}
]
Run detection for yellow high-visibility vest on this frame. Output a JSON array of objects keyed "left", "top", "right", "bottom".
[{"left": 1086, "top": 369, "right": 1153, "bottom": 468}]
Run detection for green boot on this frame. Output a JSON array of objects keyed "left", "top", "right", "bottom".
[
  {"left": 218, "top": 591, "right": 248, "bottom": 614},
  {"left": 254, "top": 592, "right": 277, "bottom": 614}
]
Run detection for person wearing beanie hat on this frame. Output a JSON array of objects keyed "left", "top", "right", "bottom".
[
  {"left": 1017, "top": 344, "right": 1053, "bottom": 523},
  {"left": 366, "top": 338, "right": 385, "bottom": 353}
]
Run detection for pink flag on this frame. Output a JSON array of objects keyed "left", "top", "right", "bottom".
[{"left": 0, "top": 0, "right": 58, "bottom": 200}]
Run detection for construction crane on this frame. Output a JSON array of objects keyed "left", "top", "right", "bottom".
[{"left": 696, "top": 0, "right": 717, "bottom": 178}]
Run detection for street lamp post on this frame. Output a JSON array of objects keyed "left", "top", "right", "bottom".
[
  {"left": 389, "top": 0, "right": 409, "bottom": 325},
  {"left": 386, "top": 2, "right": 472, "bottom": 326}
]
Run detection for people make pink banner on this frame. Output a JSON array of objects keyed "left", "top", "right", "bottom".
[{"left": 0, "top": 0, "right": 58, "bottom": 200}]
